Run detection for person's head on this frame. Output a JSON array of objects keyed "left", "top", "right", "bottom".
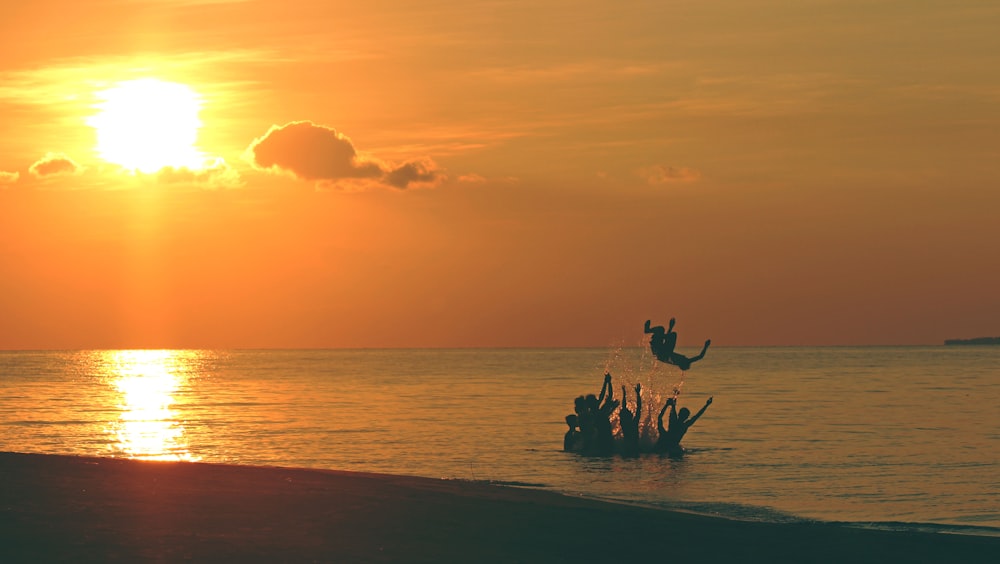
[
  {"left": 678, "top": 407, "right": 691, "bottom": 421},
  {"left": 566, "top": 414, "right": 578, "bottom": 430},
  {"left": 619, "top": 406, "right": 632, "bottom": 423},
  {"left": 585, "top": 394, "right": 598, "bottom": 410},
  {"left": 675, "top": 358, "right": 692, "bottom": 371},
  {"left": 574, "top": 396, "right": 586, "bottom": 414}
]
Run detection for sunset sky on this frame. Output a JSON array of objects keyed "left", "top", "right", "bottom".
[{"left": 2, "top": 1, "right": 998, "bottom": 349}]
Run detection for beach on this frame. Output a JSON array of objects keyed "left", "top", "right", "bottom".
[{"left": 1, "top": 452, "right": 997, "bottom": 563}]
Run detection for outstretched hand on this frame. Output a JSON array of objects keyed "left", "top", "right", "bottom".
[
  {"left": 604, "top": 372, "right": 612, "bottom": 382},
  {"left": 707, "top": 396, "right": 713, "bottom": 406},
  {"left": 634, "top": 383, "right": 641, "bottom": 395}
]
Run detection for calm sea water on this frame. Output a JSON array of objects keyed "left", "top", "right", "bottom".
[{"left": 1, "top": 346, "right": 998, "bottom": 535}]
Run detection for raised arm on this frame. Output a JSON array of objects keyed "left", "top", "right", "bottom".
[
  {"left": 597, "top": 373, "right": 611, "bottom": 404},
  {"left": 657, "top": 398, "right": 672, "bottom": 436},
  {"left": 687, "top": 397, "right": 713, "bottom": 427},
  {"left": 634, "top": 383, "right": 642, "bottom": 421},
  {"left": 603, "top": 375, "right": 614, "bottom": 406},
  {"left": 688, "top": 339, "right": 711, "bottom": 364},
  {"left": 644, "top": 320, "right": 653, "bottom": 334},
  {"left": 606, "top": 398, "right": 620, "bottom": 415}
]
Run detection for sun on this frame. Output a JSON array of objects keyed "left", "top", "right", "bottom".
[{"left": 88, "top": 78, "right": 207, "bottom": 173}]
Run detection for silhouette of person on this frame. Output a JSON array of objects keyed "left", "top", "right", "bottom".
[
  {"left": 645, "top": 318, "right": 711, "bottom": 370},
  {"left": 644, "top": 318, "right": 677, "bottom": 359},
  {"left": 591, "top": 373, "right": 619, "bottom": 456},
  {"left": 656, "top": 395, "right": 713, "bottom": 456},
  {"left": 564, "top": 414, "right": 581, "bottom": 452},
  {"left": 617, "top": 383, "right": 642, "bottom": 457},
  {"left": 573, "top": 395, "right": 595, "bottom": 452},
  {"left": 572, "top": 374, "right": 619, "bottom": 455}
]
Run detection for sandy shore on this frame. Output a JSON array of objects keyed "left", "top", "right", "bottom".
[{"left": 1, "top": 452, "right": 996, "bottom": 563}]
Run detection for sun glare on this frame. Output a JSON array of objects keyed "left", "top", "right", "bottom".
[
  {"left": 88, "top": 78, "right": 207, "bottom": 173},
  {"left": 104, "top": 350, "right": 198, "bottom": 461}
]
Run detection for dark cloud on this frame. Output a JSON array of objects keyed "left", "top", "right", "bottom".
[
  {"left": 246, "top": 121, "right": 382, "bottom": 181},
  {"left": 639, "top": 165, "right": 701, "bottom": 185},
  {"left": 246, "top": 121, "right": 445, "bottom": 189},
  {"left": 0, "top": 170, "right": 18, "bottom": 184},
  {"left": 384, "top": 160, "right": 443, "bottom": 189},
  {"left": 29, "top": 153, "right": 82, "bottom": 177}
]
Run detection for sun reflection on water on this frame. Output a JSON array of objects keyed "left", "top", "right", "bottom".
[{"left": 103, "top": 350, "right": 199, "bottom": 461}]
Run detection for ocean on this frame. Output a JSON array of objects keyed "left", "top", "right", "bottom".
[{"left": 1, "top": 346, "right": 998, "bottom": 536}]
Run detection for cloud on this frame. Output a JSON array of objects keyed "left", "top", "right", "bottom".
[
  {"left": 639, "top": 165, "right": 701, "bottom": 185},
  {"left": 0, "top": 170, "right": 18, "bottom": 184},
  {"left": 456, "top": 173, "right": 519, "bottom": 185},
  {"left": 457, "top": 173, "right": 487, "bottom": 183},
  {"left": 384, "top": 160, "right": 444, "bottom": 189},
  {"left": 155, "top": 158, "right": 242, "bottom": 188},
  {"left": 471, "top": 60, "right": 675, "bottom": 84},
  {"left": 246, "top": 121, "right": 445, "bottom": 189},
  {"left": 246, "top": 121, "right": 382, "bottom": 180},
  {"left": 29, "top": 153, "right": 82, "bottom": 177}
]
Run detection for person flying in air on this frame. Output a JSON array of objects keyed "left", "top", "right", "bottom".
[{"left": 645, "top": 318, "right": 711, "bottom": 370}]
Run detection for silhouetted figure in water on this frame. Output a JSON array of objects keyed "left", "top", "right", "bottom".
[
  {"left": 656, "top": 395, "right": 713, "bottom": 456},
  {"left": 573, "top": 396, "right": 593, "bottom": 451},
  {"left": 618, "top": 383, "right": 642, "bottom": 457},
  {"left": 564, "top": 415, "right": 582, "bottom": 452},
  {"left": 645, "top": 319, "right": 711, "bottom": 370},
  {"left": 589, "top": 373, "right": 619, "bottom": 456},
  {"left": 570, "top": 374, "right": 619, "bottom": 455}
]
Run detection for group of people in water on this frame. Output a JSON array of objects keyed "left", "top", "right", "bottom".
[
  {"left": 563, "top": 373, "right": 712, "bottom": 457},
  {"left": 563, "top": 318, "right": 714, "bottom": 457}
]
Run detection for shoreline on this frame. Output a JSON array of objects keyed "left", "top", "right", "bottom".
[
  {"left": 2, "top": 452, "right": 998, "bottom": 563},
  {"left": 565, "top": 490, "right": 1000, "bottom": 539}
]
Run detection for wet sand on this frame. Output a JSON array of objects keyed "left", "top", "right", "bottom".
[{"left": 1, "top": 452, "right": 997, "bottom": 563}]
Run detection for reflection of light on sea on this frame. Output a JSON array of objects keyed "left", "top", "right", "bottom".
[{"left": 104, "top": 350, "right": 199, "bottom": 461}]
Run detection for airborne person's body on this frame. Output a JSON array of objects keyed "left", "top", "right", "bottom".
[{"left": 645, "top": 319, "right": 711, "bottom": 370}]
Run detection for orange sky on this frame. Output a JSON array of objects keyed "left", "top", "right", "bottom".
[{"left": 1, "top": 1, "right": 999, "bottom": 348}]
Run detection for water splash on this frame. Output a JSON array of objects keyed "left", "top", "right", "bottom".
[{"left": 592, "top": 343, "right": 698, "bottom": 451}]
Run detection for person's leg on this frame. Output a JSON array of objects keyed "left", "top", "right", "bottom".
[{"left": 689, "top": 339, "right": 711, "bottom": 362}]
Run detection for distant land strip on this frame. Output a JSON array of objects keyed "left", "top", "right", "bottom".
[{"left": 944, "top": 336, "right": 1000, "bottom": 345}]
